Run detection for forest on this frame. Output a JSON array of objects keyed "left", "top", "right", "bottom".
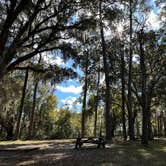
[{"left": 0, "top": 0, "right": 166, "bottom": 165}]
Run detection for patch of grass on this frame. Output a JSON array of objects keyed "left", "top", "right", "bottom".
[
  {"left": 0, "top": 140, "right": 45, "bottom": 145},
  {"left": 0, "top": 139, "right": 74, "bottom": 145}
]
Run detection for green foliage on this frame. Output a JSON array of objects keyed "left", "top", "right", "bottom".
[
  {"left": 54, "top": 108, "right": 72, "bottom": 138},
  {"left": 0, "top": 74, "right": 23, "bottom": 140}
]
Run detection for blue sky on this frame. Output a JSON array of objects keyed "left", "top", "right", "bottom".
[
  {"left": 51, "top": 57, "right": 83, "bottom": 112},
  {"left": 54, "top": 79, "right": 82, "bottom": 111}
]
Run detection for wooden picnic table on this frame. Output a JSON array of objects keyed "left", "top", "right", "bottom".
[{"left": 75, "top": 137, "right": 106, "bottom": 149}]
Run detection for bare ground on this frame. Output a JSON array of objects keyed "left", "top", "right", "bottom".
[{"left": 0, "top": 138, "right": 166, "bottom": 166}]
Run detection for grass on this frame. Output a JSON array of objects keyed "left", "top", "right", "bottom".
[{"left": 0, "top": 138, "right": 166, "bottom": 166}]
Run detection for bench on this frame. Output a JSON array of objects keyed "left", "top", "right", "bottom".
[{"left": 75, "top": 137, "right": 106, "bottom": 149}]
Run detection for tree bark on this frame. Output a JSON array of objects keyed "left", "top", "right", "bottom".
[
  {"left": 81, "top": 53, "right": 88, "bottom": 138},
  {"left": 99, "top": 1, "right": 113, "bottom": 140},
  {"left": 158, "top": 114, "right": 162, "bottom": 137},
  {"left": 135, "top": 117, "right": 140, "bottom": 138},
  {"left": 111, "top": 110, "right": 116, "bottom": 137},
  {"left": 15, "top": 68, "right": 29, "bottom": 139},
  {"left": 0, "top": 60, "right": 7, "bottom": 81},
  {"left": 6, "top": 121, "right": 14, "bottom": 140},
  {"left": 28, "top": 55, "right": 41, "bottom": 139},
  {"left": 139, "top": 29, "right": 148, "bottom": 145},
  {"left": 28, "top": 80, "right": 38, "bottom": 139},
  {"left": 164, "top": 115, "right": 166, "bottom": 137},
  {"left": 94, "top": 69, "right": 100, "bottom": 137},
  {"left": 147, "top": 101, "right": 153, "bottom": 140},
  {"left": 120, "top": 45, "right": 127, "bottom": 140},
  {"left": 127, "top": 0, "right": 135, "bottom": 140}
]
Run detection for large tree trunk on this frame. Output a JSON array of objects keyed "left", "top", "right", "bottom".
[
  {"left": 139, "top": 29, "right": 148, "bottom": 145},
  {"left": 15, "top": 68, "right": 29, "bottom": 139},
  {"left": 127, "top": 0, "right": 135, "bottom": 140},
  {"left": 81, "top": 54, "right": 88, "bottom": 138},
  {"left": 93, "top": 70, "right": 100, "bottom": 137},
  {"left": 99, "top": 1, "right": 113, "bottom": 140},
  {"left": 120, "top": 45, "right": 127, "bottom": 140}
]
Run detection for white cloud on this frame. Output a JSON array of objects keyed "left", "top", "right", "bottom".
[
  {"left": 61, "top": 96, "right": 81, "bottom": 110},
  {"left": 42, "top": 54, "right": 64, "bottom": 66},
  {"left": 67, "top": 79, "right": 74, "bottom": 82},
  {"left": 147, "top": 11, "right": 161, "bottom": 30},
  {"left": 56, "top": 85, "right": 82, "bottom": 94},
  {"left": 61, "top": 96, "right": 76, "bottom": 105},
  {"left": 54, "top": 56, "right": 64, "bottom": 66}
]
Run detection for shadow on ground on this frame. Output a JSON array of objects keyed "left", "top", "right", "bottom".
[{"left": 0, "top": 138, "right": 166, "bottom": 166}]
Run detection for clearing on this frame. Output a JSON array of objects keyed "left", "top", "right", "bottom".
[{"left": 0, "top": 138, "right": 166, "bottom": 166}]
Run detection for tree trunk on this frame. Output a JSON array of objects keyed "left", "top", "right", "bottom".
[
  {"left": 93, "top": 69, "right": 100, "bottom": 137},
  {"left": 154, "top": 112, "right": 158, "bottom": 137},
  {"left": 15, "top": 68, "right": 29, "bottom": 139},
  {"left": 127, "top": 0, "right": 135, "bottom": 140},
  {"left": 139, "top": 29, "right": 148, "bottom": 145},
  {"left": 0, "top": 60, "right": 7, "bottom": 81},
  {"left": 0, "top": 124, "right": 2, "bottom": 134},
  {"left": 157, "top": 115, "right": 160, "bottom": 136},
  {"left": 120, "top": 45, "right": 127, "bottom": 140},
  {"left": 94, "top": 103, "right": 98, "bottom": 137},
  {"left": 147, "top": 102, "right": 153, "bottom": 140},
  {"left": 161, "top": 111, "right": 164, "bottom": 136},
  {"left": 81, "top": 54, "right": 88, "bottom": 138},
  {"left": 164, "top": 116, "right": 166, "bottom": 137},
  {"left": 99, "top": 1, "right": 113, "bottom": 140},
  {"left": 111, "top": 110, "right": 117, "bottom": 137},
  {"left": 28, "top": 55, "right": 41, "bottom": 139},
  {"left": 6, "top": 129, "right": 13, "bottom": 140},
  {"left": 159, "top": 114, "right": 162, "bottom": 137},
  {"left": 135, "top": 117, "right": 140, "bottom": 138},
  {"left": 6, "top": 123, "right": 14, "bottom": 140},
  {"left": 19, "top": 112, "right": 26, "bottom": 139},
  {"left": 28, "top": 80, "right": 38, "bottom": 139}
]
